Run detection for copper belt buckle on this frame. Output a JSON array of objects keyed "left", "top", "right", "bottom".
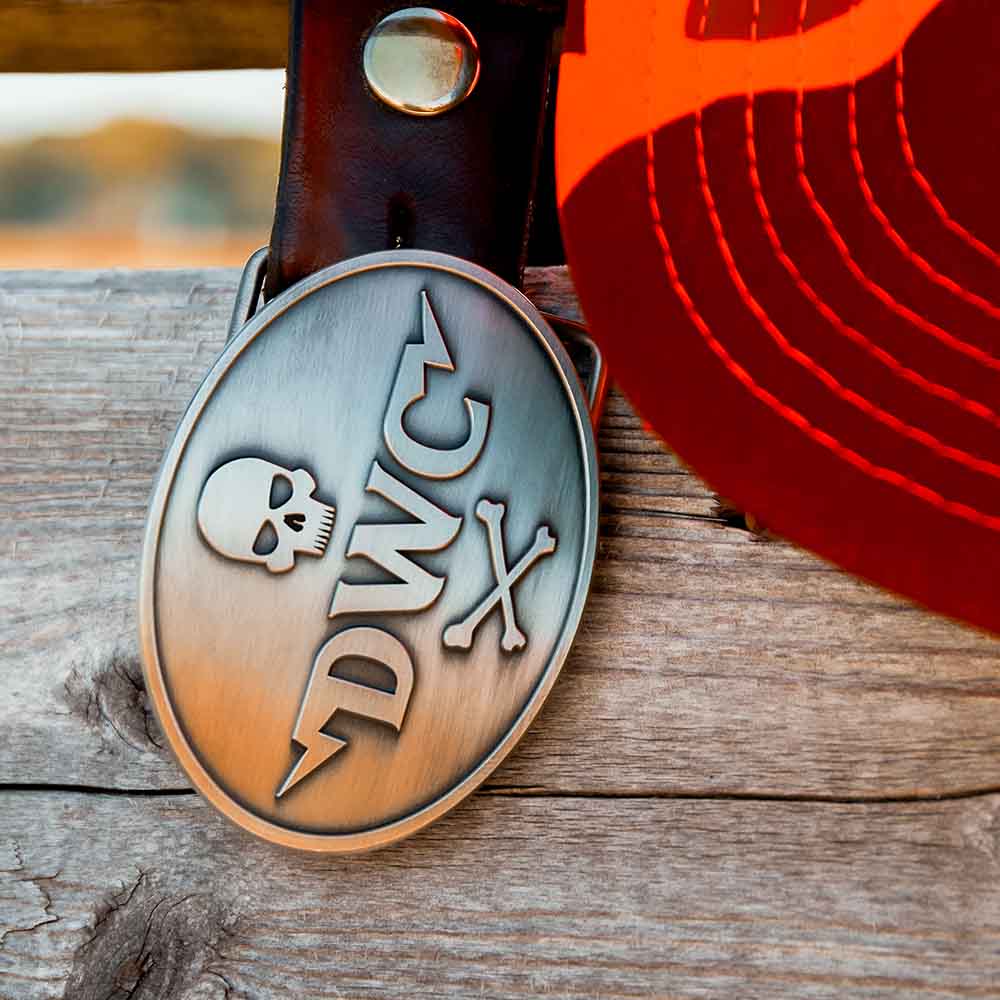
[{"left": 139, "top": 246, "right": 604, "bottom": 852}]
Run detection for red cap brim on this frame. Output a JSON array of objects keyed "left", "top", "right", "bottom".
[{"left": 558, "top": 0, "right": 1000, "bottom": 633}]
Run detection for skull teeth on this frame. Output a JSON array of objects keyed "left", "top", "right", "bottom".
[{"left": 312, "top": 506, "right": 336, "bottom": 555}]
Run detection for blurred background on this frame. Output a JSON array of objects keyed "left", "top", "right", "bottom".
[{"left": 0, "top": 70, "right": 285, "bottom": 267}]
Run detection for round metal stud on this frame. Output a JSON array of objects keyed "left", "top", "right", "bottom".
[{"left": 363, "top": 8, "right": 480, "bottom": 116}]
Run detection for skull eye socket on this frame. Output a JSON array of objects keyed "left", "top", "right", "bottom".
[
  {"left": 252, "top": 521, "right": 279, "bottom": 556},
  {"left": 269, "top": 473, "right": 294, "bottom": 509}
]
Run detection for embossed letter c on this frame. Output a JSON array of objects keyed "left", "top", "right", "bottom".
[{"left": 383, "top": 290, "right": 490, "bottom": 479}]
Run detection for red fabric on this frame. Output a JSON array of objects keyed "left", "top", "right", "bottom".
[
  {"left": 559, "top": 0, "right": 1000, "bottom": 632},
  {"left": 686, "top": 0, "right": 857, "bottom": 40}
]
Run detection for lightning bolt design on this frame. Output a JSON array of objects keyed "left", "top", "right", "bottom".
[
  {"left": 382, "top": 290, "right": 491, "bottom": 480},
  {"left": 276, "top": 626, "right": 415, "bottom": 799},
  {"left": 276, "top": 732, "right": 347, "bottom": 800}
]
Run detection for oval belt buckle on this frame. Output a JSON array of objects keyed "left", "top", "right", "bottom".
[{"left": 139, "top": 246, "right": 603, "bottom": 852}]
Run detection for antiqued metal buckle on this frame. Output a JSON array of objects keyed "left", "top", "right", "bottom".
[
  {"left": 226, "top": 247, "right": 608, "bottom": 426},
  {"left": 229, "top": 248, "right": 608, "bottom": 427},
  {"left": 141, "top": 248, "right": 601, "bottom": 852}
]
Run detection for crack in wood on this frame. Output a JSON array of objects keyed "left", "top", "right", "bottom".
[
  {"left": 712, "top": 497, "right": 776, "bottom": 539},
  {"left": 0, "top": 785, "right": 195, "bottom": 797},
  {"left": 482, "top": 786, "right": 1000, "bottom": 805},
  {"left": 80, "top": 869, "right": 149, "bottom": 954},
  {"left": 3, "top": 784, "right": 1000, "bottom": 806},
  {"left": 3, "top": 783, "right": 1000, "bottom": 997},
  {"left": 600, "top": 503, "right": 732, "bottom": 525},
  {"left": 0, "top": 840, "right": 61, "bottom": 950},
  {"left": 205, "top": 968, "right": 248, "bottom": 1000}
]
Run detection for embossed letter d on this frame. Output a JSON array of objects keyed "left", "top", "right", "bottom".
[{"left": 276, "top": 626, "right": 414, "bottom": 798}]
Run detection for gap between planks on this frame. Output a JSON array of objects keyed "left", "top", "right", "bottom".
[{"left": 5, "top": 783, "right": 1000, "bottom": 807}]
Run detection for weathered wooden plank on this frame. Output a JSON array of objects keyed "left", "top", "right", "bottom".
[
  {"left": 1, "top": 267, "right": 999, "bottom": 801},
  {"left": 0, "top": 0, "right": 565, "bottom": 73},
  {"left": 2, "top": 790, "right": 1000, "bottom": 999},
  {"left": 0, "top": 1, "right": 288, "bottom": 73}
]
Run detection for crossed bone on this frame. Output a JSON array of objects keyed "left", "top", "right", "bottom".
[{"left": 443, "top": 499, "right": 556, "bottom": 653}]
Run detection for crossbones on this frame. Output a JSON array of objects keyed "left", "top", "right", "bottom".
[{"left": 443, "top": 499, "right": 556, "bottom": 653}]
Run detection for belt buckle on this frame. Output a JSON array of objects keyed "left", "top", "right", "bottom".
[
  {"left": 230, "top": 248, "right": 609, "bottom": 427},
  {"left": 139, "top": 247, "right": 603, "bottom": 852}
]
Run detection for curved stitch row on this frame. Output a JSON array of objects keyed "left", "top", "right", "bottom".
[
  {"left": 896, "top": 51, "right": 1000, "bottom": 269},
  {"left": 697, "top": 108, "right": 1000, "bottom": 481},
  {"left": 640, "top": 0, "right": 1000, "bottom": 531},
  {"left": 847, "top": 86, "right": 1000, "bottom": 319},
  {"left": 708, "top": 3, "right": 1000, "bottom": 479},
  {"left": 744, "top": 96, "right": 1000, "bottom": 428},
  {"left": 794, "top": 88, "right": 1000, "bottom": 371},
  {"left": 646, "top": 128, "right": 1000, "bottom": 531}
]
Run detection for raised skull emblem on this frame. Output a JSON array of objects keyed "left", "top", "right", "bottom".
[{"left": 197, "top": 457, "right": 335, "bottom": 574}]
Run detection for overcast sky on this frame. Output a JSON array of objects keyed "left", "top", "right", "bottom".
[{"left": 0, "top": 70, "right": 285, "bottom": 142}]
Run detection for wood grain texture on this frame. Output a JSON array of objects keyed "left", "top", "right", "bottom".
[
  {"left": 2, "top": 267, "right": 1000, "bottom": 998},
  {"left": 0, "top": 0, "right": 565, "bottom": 73},
  {"left": 1, "top": 268, "right": 998, "bottom": 800},
  {"left": 0, "top": 1, "right": 288, "bottom": 73},
  {"left": 3, "top": 791, "right": 1000, "bottom": 999}
]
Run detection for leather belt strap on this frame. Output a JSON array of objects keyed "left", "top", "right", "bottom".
[{"left": 265, "top": 0, "right": 565, "bottom": 300}]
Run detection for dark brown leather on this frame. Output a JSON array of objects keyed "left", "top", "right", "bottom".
[{"left": 265, "top": 0, "right": 564, "bottom": 299}]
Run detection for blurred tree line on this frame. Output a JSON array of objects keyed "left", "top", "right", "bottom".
[{"left": 0, "top": 119, "right": 278, "bottom": 233}]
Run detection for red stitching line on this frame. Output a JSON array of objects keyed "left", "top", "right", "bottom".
[
  {"left": 896, "top": 51, "right": 1000, "bottom": 268},
  {"left": 638, "top": 0, "right": 1000, "bottom": 532},
  {"left": 646, "top": 129, "right": 1000, "bottom": 531},
  {"left": 848, "top": 84, "right": 1000, "bottom": 317},
  {"left": 742, "top": 2, "right": 1000, "bottom": 427},
  {"left": 746, "top": 98, "right": 1000, "bottom": 427},
  {"left": 720, "top": 3, "right": 1000, "bottom": 474},
  {"left": 795, "top": 88, "right": 1000, "bottom": 372},
  {"left": 698, "top": 107, "right": 1000, "bottom": 480},
  {"left": 697, "top": 0, "right": 709, "bottom": 37},
  {"left": 791, "top": 0, "right": 1000, "bottom": 370}
]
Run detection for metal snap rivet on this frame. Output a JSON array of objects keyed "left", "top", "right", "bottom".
[{"left": 363, "top": 8, "right": 480, "bottom": 116}]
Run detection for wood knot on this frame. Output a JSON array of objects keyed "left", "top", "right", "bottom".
[
  {"left": 65, "top": 870, "right": 240, "bottom": 1000},
  {"left": 63, "top": 649, "right": 165, "bottom": 755}
]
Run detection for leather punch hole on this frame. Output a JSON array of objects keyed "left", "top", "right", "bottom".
[{"left": 387, "top": 192, "right": 417, "bottom": 250}]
